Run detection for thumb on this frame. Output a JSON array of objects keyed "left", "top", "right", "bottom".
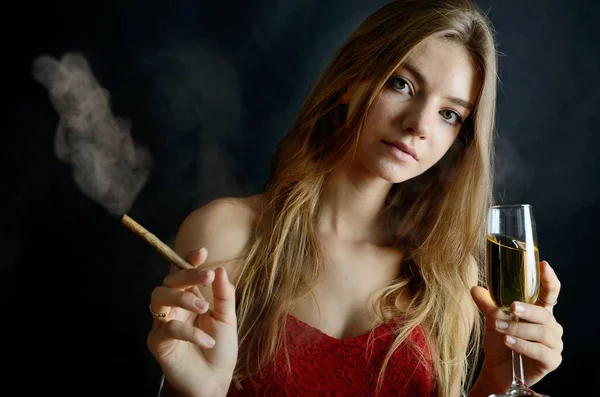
[
  {"left": 471, "top": 286, "right": 509, "bottom": 320},
  {"left": 211, "top": 267, "right": 237, "bottom": 326}
]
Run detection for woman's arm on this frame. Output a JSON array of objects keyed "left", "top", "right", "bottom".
[{"left": 150, "top": 196, "right": 259, "bottom": 397}]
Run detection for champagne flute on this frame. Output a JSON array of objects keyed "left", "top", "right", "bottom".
[{"left": 486, "top": 204, "right": 548, "bottom": 397}]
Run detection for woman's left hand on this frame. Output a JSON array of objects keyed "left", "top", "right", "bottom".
[{"left": 471, "top": 260, "right": 564, "bottom": 390}]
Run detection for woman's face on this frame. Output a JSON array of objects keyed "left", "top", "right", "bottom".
[{"left": 345, "top": 35, "right": 482, "bottom": 184}]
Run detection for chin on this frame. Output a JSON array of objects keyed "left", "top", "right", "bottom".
[{"left": 369, "top": 162, "right": 418, "bottom": 185}]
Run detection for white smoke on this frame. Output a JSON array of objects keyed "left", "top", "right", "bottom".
[{"left": 31, "top": 52, "right": 153, "bottom": 216}]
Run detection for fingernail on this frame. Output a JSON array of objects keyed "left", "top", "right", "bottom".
[
  {"left": 506, "top": 336, "right": 517, "bottom": 345},
  {"left": 514, "top": 303, "right": 525, "bottom": 314},
  {"left": 194, "top": 298, "right": 207, "bottom": 311},
  {"left": 205, "top": 336, "right": 216, "bottom": 347},
  {"left": 495, "top": 320, "right": 509, "bottom": 330}
]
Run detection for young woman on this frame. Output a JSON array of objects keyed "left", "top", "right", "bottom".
[{"left": 147, "top": 0, "right": 564, "bottom": 395}]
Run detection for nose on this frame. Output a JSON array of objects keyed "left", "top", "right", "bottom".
[{"left": 401, "top": 101, "right": 433, "bottom": 139}]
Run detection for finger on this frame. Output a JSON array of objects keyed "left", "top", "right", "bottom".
[
  {"left": 536, "top": 261, "right": 561, "bottom": 313},
  {"left": 503, "top": 335, "right": 562, "bottom": 372},
  {"left": 168, "top": 248, "right": 208, "bottom": 274},
  {"left": 493, "top": 319, "right": 563, "bottom": 351},
  {"left": 149, "top": 302, "right": 170, "bottom": 324},
  {"left": 150, "top": 286, "right": 210, "bottom": 315},
  {"left": 163, "top": 266, "right": 216, "bottom": 290},
  {"left": 471, "top": 286, "right": 510, "bottom": 321},
  {"left": 510, "top": 302, "right": 563, "bottom": 337},
  {"left": 211, "top": 267, "right": 237, "bottom": 325},
  {"left": 187, "top": 284, "right": 203, "bottom": 299},
  {"left": 153, "top": 319, "right": 216, "bottom": 350}
]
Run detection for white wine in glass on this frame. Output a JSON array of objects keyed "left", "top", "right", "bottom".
[{"left": 486, "top": 204, "right": 548, "bottom": 397}]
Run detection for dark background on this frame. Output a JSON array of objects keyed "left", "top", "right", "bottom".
[{"left": 2, "top": 0, "right": 598, "bottom": 395}]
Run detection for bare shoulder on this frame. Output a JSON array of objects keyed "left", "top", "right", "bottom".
[{"left": 173, "top": 194, "right": 265, "bottom": 288}]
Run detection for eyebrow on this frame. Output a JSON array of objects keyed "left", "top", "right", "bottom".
[{"left": 401, "top": 62, "right": 474, "bottom": 110}]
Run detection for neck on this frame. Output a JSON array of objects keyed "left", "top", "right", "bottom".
[{"left": 317, "top": 159, "right": 393, "bottom": 245}]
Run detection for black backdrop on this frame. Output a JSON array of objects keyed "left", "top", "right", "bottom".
[{"left": 2, "top": 1, "right": 598, "bottom": 395}]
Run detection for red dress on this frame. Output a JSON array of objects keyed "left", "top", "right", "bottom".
[{"left": 227, "top": 314, "right": 435, "bottom": 396}]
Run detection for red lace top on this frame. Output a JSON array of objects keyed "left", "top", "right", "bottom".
[{"left": 227, "top": 314, "right": 435, "bottom": 396}]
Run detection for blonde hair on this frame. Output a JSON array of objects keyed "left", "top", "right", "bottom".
[{"left": 229, "top": 1, "right": 498, "bottom": 395}]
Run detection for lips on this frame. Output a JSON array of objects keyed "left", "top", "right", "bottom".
[{"left": 382, "top": 140, "right": 418, "bottom": 161}]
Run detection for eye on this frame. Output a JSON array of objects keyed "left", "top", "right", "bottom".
[
  {"left": 440, "top": 109, "right": 463, "bottom": 126},
  {"left": 388, "top": 76, "right": 412, "bottom": 95}
]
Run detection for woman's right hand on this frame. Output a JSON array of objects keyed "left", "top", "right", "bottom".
[{"left": 147, "top": 248, "right": 239, "bottom": 397}]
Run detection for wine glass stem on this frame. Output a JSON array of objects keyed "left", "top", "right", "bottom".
[{"left": 511, "top": 314, "right": 527, "bottom": 388}]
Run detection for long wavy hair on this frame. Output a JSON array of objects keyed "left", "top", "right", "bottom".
[{"left": 227, "top": 1, "right": 498, "bottom": 395}]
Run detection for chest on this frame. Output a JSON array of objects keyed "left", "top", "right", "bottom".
[{"left": 289, "top": 238, "right": 403, "bottom": 339}]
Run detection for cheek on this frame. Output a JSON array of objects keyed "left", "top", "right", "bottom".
[
  {"left": 357, "top": 114, "right": 384, "bottom": 148},
  {"left": 427, "top": 134, "right": 459, "bottom": 165},
  {"left": 361, "top": 95, "right": 396, "bottom": 134},
  {"left": 356, "top": 132, "right": 378, "bottom": 163}
]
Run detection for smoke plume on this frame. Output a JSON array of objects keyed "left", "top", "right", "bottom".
[{"left": 31, "top": 52, "right": 153, "bottom": 217}]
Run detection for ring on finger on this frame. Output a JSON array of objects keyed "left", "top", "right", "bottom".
[{"left": 149, "top": 303, "right": 169, "bottom": 319}]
